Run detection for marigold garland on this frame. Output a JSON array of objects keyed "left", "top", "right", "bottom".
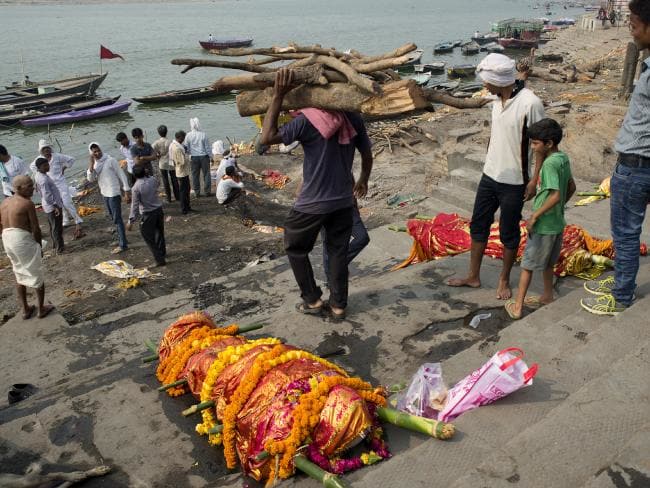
[
  {"left": 265, "top": 376, "right": 387, "bottom": 479},
  {"left": 196, "top": 338, "right": 282, "bottom": 444}
]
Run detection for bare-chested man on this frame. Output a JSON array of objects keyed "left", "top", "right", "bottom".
[{"left": 0, "top": 175, "right": 54, "bottom": 319}]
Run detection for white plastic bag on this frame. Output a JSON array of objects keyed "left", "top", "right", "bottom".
[{"left": 396, "top": 363, "right": 447, "bottom": 419}]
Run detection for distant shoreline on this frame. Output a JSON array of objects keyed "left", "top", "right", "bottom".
[{"left": 0, "top": 0, "right": 211, "bottom": 5}]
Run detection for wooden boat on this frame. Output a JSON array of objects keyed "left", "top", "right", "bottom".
[
  {"left": 414, "top": 61, "right": 446, "bottom": 74},
  {"left": 0, "top": 96, "right": 120, "bottom": 126},
  {"left": 471, "top": 32, "right": 499, "bottom": 45},
  {"left": 4, "top": 73, "right": 106, "bottom": 91},
  {"left": 461, "top": 41, "right": 481, "bottom": 55},
  {"left": 482, "top": 42, "right": 505, "bottom": 53},
  {"left": 0, "top": 73, "right": 108, "bottom": 106},
  {"left": 497, "top": 38, "right": 539, "bottom": 49},
  {"left": 447, "top": 64, "right": 477, "bottom": 78},
  {"left": 429, "top": 80, "right": 460, "bottom": 92},
  {"left": 199, "top": 38, "right": 253, "bottom": 50},
  {"left": 133, "top": 86, "right": 234, "bottom": 104},
  {"left": 0, "top": 92, "right": 96, "bottom": 116},
  {"left": 21, "top": 100, "right": 131, "bottom": 127},
  {"left": 433, "top": 42, "right": 454, "bottom": 53},
  {"left": 407, "top": 72, "right": 432, "bottom": 86},
  {"left": 452, "top": 39, "right": 463, "bottom": 48},
  {"left": 400, "top": 49, "right": 424, "bottom": 66}
]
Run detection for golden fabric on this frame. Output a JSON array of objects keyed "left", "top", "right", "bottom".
[
  {"left": 312, "top": 385, "right": 373, "bottom": 457},
  {"left": 183, "top": 336, "right": 246, "bottom": 398},
  {"left": 157, "top": 312, "right": 215, "bottom": 362}
]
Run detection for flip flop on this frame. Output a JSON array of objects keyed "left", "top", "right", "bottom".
[
  {"left": 38, "top": 305, "right": 55, "bottom": 319},
  {"left": 295, "top": 302, "right": 323, "bottom": 316},
  {"left": 325, "top": 303, "right": 347, "bottom": 321},
  {"left": 22, "top": 305, "right": 36, "bottom": 320},
  {"left": 505, "top": 300, "right": 522, "bottom": 320},
  {"left": 524, "top": 296, "right": 542, "bottom": 308}
]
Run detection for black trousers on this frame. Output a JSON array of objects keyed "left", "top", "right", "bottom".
[
  {"left": 160, "top": 169, "right": 180, "bottom": 202},
  {"left": 46, "top": 209, "right": 64, "bottom": 253},
  {"left": 178, "top": 176, "right": 191, "bottom": 214},
  {"left": 284, "top": 206, "right": 353, "bottom": 309},
  {"left": 140, "top": 207, "right": 166, "bottom": 264}
]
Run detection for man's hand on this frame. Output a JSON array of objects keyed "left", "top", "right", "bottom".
[
  {"left": 124, "top": 191, "right": 132, "bottom": 204},
  {"left": 274, "top": 68, "right": 294, "bottom": 98},
  {"left": 524, "top": 179, "right": 537, "bottom": 201},
  {"left": 353, "top": 179, "right": 369, "bottom": 199}
]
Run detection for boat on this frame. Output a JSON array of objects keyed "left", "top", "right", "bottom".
[
  {"left": 471, "top": 32, "right": 499, "bottom": 45},
  {"left": 21, "top": 100, "right": 131, "bottom": 127},
  {"left": 429, "top": 80, "right": 460, "bottom": 91},
  {"left": 497, "top": 38, "right": 539, "bottom": 49},
  {"left": 483, "top": 42, "right": 505, "bottom": 53},
  {"left": 401, "top": 49, "right": 424, "bottom": 66},
  {"left": 493, "top": 18, "right": 543, "bottom": 50},
  {"left": 133, "top": 86, "right": 234, "bottom": 104},
  {"left": 461, "top": 41, "right": 481, "bottom": 55},
  {"left": 447, "top": 64, "right": 477, "bottom": 78},
  {"left": 0, "top": 92, "right": 97, "bottom": 116},
  {"left": 452, "top": 39, "right": 463, "bottom": 48},
  {"left": 199, "top": 38, "right": 253, "bottom": 50},
  {"left": 4, "top": 73, "right": 107, "bottom": 91},
  {"left": 407, "top": 72, "right": 432, "bottom": 86},
  {"left": 0, "top": 96, "right": 120, "bottom": 127},
  {"left": 433, "top": 42, "right": 454, "bottom": 54},
  {"left": 414, "top": 61, "right": 446, "bottom": 73},
  {"left": 0, "top": 73, "right": 108, "bottom": 106}
]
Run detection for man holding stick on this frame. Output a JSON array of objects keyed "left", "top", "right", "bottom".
[{"left": 261, "top": 68, "right": 373, "bottom": 320}]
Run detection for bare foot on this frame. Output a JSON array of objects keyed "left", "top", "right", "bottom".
[
  {"left": 22, "top": 305, "right": 36, "bottom": 320},
  {"left": 38, "top": 304, "right": 55, "bottom": 319},
  {"left": 496, "top": 279, "right": 512, "bottom": 300},
  {"left": 446, "top": 276, "right": 481, "bottom": 288}
]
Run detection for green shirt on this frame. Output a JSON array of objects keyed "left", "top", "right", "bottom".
[{"left": 532, "top": 151, "right": 572, "bottom": 235}]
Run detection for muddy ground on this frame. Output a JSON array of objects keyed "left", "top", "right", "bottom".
[{"left": 0, "top": 25, "right": 632, "bottom": 324}]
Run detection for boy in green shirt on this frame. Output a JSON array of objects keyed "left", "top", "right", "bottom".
[{"left": 506, "top": 118, "right": 576, "bottom": 319}]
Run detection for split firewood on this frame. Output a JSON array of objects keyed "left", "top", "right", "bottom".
[
  {"left": 422, "top": 89, "right": 491, "bottom": 109},
  {"left": 212, "top": 64, "right": 327, "bottom": 91},
  {"left": 207, "top": 44, "right": 354, "bottom": 60},
  {"left": 171, "top": 58, "right": 274, "bottom": 74}
]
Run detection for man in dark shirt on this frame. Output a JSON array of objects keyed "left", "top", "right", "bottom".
[
  {"left": 129, "top": 127, "right": 157, "bottom": 179},
  {"left": 127, "top": 165, "right": 166, "bottom": 267},
  {"left": 261, "top": 68, "right": 373, "bottom": 320}
]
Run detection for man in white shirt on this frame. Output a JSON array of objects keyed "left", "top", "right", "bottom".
[
  {"left": 0, "top": 145, "right": 29, "bottom": 199},
  {"left": 30, "top": 140, "right": 84, "bottom": 228},
  {"left": 215, "top": 150, "right": 241, "bottom": 182},
  {"left": 116, "top": 131, "right": 134, "bottom": 185},
  {"left": 185, "top": 117, "right": 212, "bottom": 197},
  {"left": 87, "top": 142, "right": 131, "bottom": 254},
  {"left": 448, "top": 53, "right": 545, "bottom": 300},
  {"left": 217, "top": 165, "right": 244, "bottom": 204}
]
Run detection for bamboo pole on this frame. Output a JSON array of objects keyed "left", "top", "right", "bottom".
[
  {"left": 182, "top": 400, "right": 215, "bottom": 417},
  {"left": 171, "top": 58, "right": 275, "bottom": 74},
  {"left": 376, "top": 407, "right": 455, "bottom": 440},
  {"left": 144, "top": 339, "right": 157, "bottom": 354},
  {"left": 294, "top": 456, "right": 350, "bottom": 488},
  {"left": 158, "top": 379, "right": 188, "bottom": 391},
  {"left": 208, "top": 424, "right": 223, "bottom": 435},
  {"left": 142, "top": 354, "right": 159, "bottom": 363}
]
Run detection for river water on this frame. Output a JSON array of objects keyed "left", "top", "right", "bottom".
[{"left": 0, "top": 0, "right": 584, "bottom": 182}]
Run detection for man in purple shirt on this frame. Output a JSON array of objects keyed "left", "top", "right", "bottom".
[
  {"left": 261, "top": 68, "right": 373, "bottom": 320},
  {"left": 34, "top": 157, "right": 64, "bottom": 254}
]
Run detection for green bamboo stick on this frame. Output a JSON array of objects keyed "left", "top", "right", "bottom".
[
  {"left": 158, "top": 379, "right": 188, "bottom": 391},
  {"left": 388, "top": 225, "right": 407, "bottom": 232},
  {"left": 144, "top": 339, "right": 158, "bottom": 354},
  {"left": 208, "top": 424, "right": 223, "bottom": 435},
  {"left": 255, "top": 451, "right": 269, "bottom": 462},
  {"left": 142, "top": 354, "right": 159, "bottom": 363},
  {"left": 294, "top": 455, "right": 350, "bottom": 488},
  {"left": 376, "top": 406, "right": 455, "bottom": 440},
  {"left": 415, "top": 214, "right": 434, "bottom": 220},
  {"left": 576, "top": 191, "right": 607, "bottom": 197},
  {"left": 237, "top": 323, "right": 264, "bottom": 333},
  {"left": 182, "top": 400, "right": 215, "bottom": 417}
]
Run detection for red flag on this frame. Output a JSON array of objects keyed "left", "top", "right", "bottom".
[{"left": 100, "top": 45, "right": 124, "bottom": 61}]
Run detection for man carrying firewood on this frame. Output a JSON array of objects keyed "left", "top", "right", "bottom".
[{"left": 260, "top": 68, "right": 373, "bottom": 321}]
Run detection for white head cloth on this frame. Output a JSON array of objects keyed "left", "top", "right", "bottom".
[
  {"left": 88, "top": 141, "right": 101, "bottom": 154},
  {"left": 476, "top": 53, "right": 517, "bottom": 87},
  {"left": 190, "top": 117, "right": 201, "bottom": 131},
  {"left": 212, "top": 140, "right": 225, "bottom": 156},
  {"left": 38, "top": 139, "right": 52, "bottom": 151}
]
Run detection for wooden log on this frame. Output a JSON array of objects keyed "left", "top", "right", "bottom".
[
  {"left": 422, "top": 89, "right": 491, "bottom": 109},
  {"left": 236, "top": 79, "right": 429, "bottom": 117},
  {"left": 171, "top": 58, "right": 274, "bottom": 74},
  {"left": 212, "top": 64, "right": 327, "bottom": 91},
  {"left": 352, "top": 43, "right": 417, "bottom": 64},
  {"left": 312, "top": 55, "right": 381, "bottom": 95},
  {"left": 207, "top": 44, "right": 352, "bottom": 59},
  {"left": 354, "top": 54, "right": 418, "bottom": 74},
  {"left": 527, "top": 67, "right": 566, "bottom": 83}
]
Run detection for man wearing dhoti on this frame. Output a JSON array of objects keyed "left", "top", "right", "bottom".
[
  {"left": 30, "top": 140, "right": 83, "bottom": 229},
  {"left": 0, "top": 175, "right": 54, "bottom": 319}
]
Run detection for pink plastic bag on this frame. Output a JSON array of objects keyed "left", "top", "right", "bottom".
[{"left": 437, "top": 347, "right": 538, "bottom": 422}]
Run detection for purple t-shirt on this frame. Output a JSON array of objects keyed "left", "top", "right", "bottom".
[{"left": 280, "top": 112, "right": 371, "bottom": 214}]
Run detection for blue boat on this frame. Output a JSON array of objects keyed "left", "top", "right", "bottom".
[
  {"left": 21, "top": 100, "right": 131, "bottom": 127},
  {"left": 433, "top": 42, "right": 454, "bottom": 54}
]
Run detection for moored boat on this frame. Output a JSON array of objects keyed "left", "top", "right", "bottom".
[
  {"left": 0, "top": 73, "right": 108, "bottom": 106},
  {"left": 497, "top": 38, "right": 539, "bottom": 49},
  {"left": 4, "top": 73, "right": 106, "bottom": 91},
  {"left": 401, "top": 49, "right": 424, "bottom": 66},
  {"left": 0, "top": 92, "right": 96, "bottom": 116},
  {"left": 483, "top": 42, "right": 505, "bottom": 53},
  {"left": 471, "top": 32, "right": 499, "bottom": 45},
  {"left": 0, "top": 96, "right": 120, "bottom": 127},
  {"left": 407, "top": 72, "right": 432, "bottom": 86},
  {"left": 21, "top": 100, "right": 131, "bottom": 127},
  {"left": 433, "top": 42, "right": 454, "bottom": 53},
  {"left": 133, "top": 86, "right": 234, "bottom": 104},
  {"left": 447, "top": 64, "right": 477, "bottom": 78},
  {"left": 461, "top": 41, "right": 481, "bottom": 55},
  {"left": 199, "top": 38, "right": 253, "bottom": 50},
  {"left": 414, "top": 61, "right": 446, "bottom": 73}
]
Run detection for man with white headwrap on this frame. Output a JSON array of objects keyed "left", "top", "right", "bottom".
[
  {"left": 185, "top": 117, "right": 212, "bottom": 197},
  {"left": 87, "top": 142, "right": 131, "bottom": 254},
  {"left": 448, "top": 53, "right": 545, "bottom": 300},
  {"left": 30, "top": 140, "right": 83, "bottom": 229}
]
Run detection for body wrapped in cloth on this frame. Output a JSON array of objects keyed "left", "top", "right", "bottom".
[{"left": 2, "top": 228, "right": 43, "bottom": 288}]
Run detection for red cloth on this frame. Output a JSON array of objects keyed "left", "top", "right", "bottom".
[
  {"left": 297, "top": 108, "right": 357, "bottom": 144},
  {"left": 100, "top": 45, "right": 124, "bottom": 60}
]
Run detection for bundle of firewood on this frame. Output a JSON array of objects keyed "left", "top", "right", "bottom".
[{"left": 171, "top": 43, "right": 489, "bottom": 117}]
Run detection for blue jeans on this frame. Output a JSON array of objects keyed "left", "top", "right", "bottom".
[
  {"left": 610, "top": 162, "right": 650, "bottom": 306},
  {"left": 321, "top": 205, "right": 370, "bottom": 282},
  {"left": 104, "top": 195, "right": 128, "bottom": 250}
]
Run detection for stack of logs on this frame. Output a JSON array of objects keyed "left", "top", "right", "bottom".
[{"left": 171, "top": 43, "right": 489, "bottom": 118}]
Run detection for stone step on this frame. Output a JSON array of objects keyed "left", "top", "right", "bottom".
[
  {"left": 448, "top": 167, "right": 483, "bottom": 192},
  {"left": 430, "top": 182, "right": 477, "bottom": 214}
]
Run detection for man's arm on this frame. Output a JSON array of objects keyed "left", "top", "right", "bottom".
[
  {"left": 27, "top": 204, "right": 42, "bottom": 244},
  {"left": 353, "top": 148, "right": 373, "bottom": 198},
  {"left": 260, "top": 69, "right": 294, "bottom": 146}
]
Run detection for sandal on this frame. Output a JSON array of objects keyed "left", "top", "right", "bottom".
[
  {"left": 111, "top": 246, "right": 127, "bottom": 255},
  {"left": 505, "top": 300, "right": 522, "bottom": 320},
  {"left": 524, "top": 296, "right": 542, "bottom": 309},
  {"left": 295, "top": 302, "right": 323, "bottom": 316},
  {"left": 326, "top": 303, "right": 347, "bottom": 321}
]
